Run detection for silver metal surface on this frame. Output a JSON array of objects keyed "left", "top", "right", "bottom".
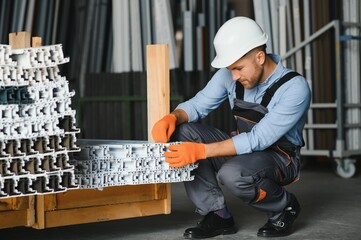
[
  {"left": 0, "top": 43, "right": 80, "bottom": 198},
  {"left": 72, "top": 140, "right": 197, "bottom": 190}
]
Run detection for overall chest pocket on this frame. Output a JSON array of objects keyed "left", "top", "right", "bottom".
[
  {"left": 232, "top": 98, "right": 297, "bottom": 164},
  {"left": 232, "top": 98, "right": 268, "bottom": 133}
]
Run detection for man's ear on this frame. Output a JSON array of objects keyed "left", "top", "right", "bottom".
[{"left": 256, "top": 50, "right": 266, "bottom": 65}]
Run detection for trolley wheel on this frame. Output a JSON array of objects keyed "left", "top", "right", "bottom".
[{"left": 334, "top": 158, "right": 357, "bottom": 178}]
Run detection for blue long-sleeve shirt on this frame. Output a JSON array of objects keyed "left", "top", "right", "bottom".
[{"left": 176, "top": 54, "right": 311, "bottom": 155}]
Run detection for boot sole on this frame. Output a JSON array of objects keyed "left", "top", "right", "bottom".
[
  {"left": 184, "top": 227, "right": 237, "bottom": 239},
  {"left": 257, "top": 230, "right": 291, "bottom": 238}
]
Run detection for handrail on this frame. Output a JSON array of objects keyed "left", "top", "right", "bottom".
[
  {"left": 281, "top": 19, "right": 361, "bottom": 158},
  {"left": 282, "top": 20, "right": 339, "bottom": 59}
]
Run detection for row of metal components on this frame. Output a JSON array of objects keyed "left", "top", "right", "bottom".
[
  {"left": 0, "top": 77, "right": 72, "bottom": 105},
  {"left": 1, "top": 43, "right": 66, "bottom": 87},
  {"left": 1, "top": 134, "right": 80, "bottom": 158},
  {"left": 71, "top": 140, "right": 198, "bottom": 190},
  {"left": 0, "top": 43, "right": 80, "bottom": 198},
  {"left": 0, "top": 97, "right": 74, "bottom": 122},
  {"left": 0, "top": 171, "right": 77, "bottom": 198},
  {"left": 0, "top": 44, "right": 16, "bottom": 66},
  {"left": 0, "top": 86, "right": 33, "bottom": 104},
  {"left": 0, "top": 135, "right": 79, "bottom": 198},
  {"left": 5, "top": 44, "right": 69, "bottom": 69},
  {"left": 0, "top": 108, "right": 78, "bottom": 140},
  {"left": 0, "top": 66, "right": 64, "bottom": 86}
]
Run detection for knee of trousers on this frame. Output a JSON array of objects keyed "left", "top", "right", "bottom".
[
  {"left": 218, "top": 166, "right": 282, "bottom": 204},
  {"left": 217, "top": 165, "right": 258, "bottom": 204},
  {"left": 170, "top": 123, "right": 200, "bottom": 142}
]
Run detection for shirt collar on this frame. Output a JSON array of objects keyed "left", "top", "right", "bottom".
[{"left": 259, "top": 54, "right": 284, "bottom": 86}]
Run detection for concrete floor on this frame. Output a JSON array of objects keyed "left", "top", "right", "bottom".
[{"left": 1, "top": 159, "right": 361, "bottom": 240}]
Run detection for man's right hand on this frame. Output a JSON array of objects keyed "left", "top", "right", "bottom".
[{"left": 151, "top": 114, "right": 177, "bottom": 143}]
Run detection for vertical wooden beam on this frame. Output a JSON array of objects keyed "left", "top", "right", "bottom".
[
  {"left": 27, "top": 196, "right": 36, "bottom": 226},
  {"left": 146, "top": 44, "right": 170, "bottom": 140},
  {"left": 32, "top": 37, "right": 42, "bottom": 47},
  {"left": 9, "top": 32, "right": 31, "bottom": 49},
  {"left": 146, "top": 44, "right": 171, "bottom": 214},
  {"left": 34, "top": 195, "right": 45, "bottom": 229}
]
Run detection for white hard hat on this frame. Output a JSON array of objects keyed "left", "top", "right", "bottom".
[{"left": 211, "top": 17, "right": 268, "bottom": 68}]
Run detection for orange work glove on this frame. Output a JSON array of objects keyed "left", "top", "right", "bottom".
[
  {"left": 151, "top": 114, "right": 177, "bottom": 143},
  {"left": 165, "top": 142, "right": 206, "bottom": 168}
]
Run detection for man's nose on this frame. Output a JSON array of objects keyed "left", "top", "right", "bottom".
[{"left": 231, "top": 71, "right": 240, "bottom": 81}]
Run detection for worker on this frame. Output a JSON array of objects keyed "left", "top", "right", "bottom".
[{"left": 152, "top": 16, "right": 311, "bottom": 239}]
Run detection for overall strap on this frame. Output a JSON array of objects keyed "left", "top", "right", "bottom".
[
  {"left": 235, "top": 81, "right": 244, "bottom": 99},
  {"left": 260, "top": 71, "right": 300, "bottom": 107}
]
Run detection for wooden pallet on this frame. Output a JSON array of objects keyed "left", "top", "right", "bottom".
[
  {"left": 0, "top": 196, "right": 35, "bottom": 229},
  {"left": 33, "top": 184, "right": 170, "bottom": 229}
]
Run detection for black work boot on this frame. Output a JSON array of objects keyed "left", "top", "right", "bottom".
[
  {"left": 257, "top": 194, "right": 301, "bottom": 237},
  {"left": 184, "top": 212, "right": 237, "bottom": 239}
]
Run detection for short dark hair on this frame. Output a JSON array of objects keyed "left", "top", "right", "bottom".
[{"left": 257, "top": 44, "right": 267, "bottom": 53}]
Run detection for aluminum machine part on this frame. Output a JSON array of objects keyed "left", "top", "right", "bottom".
[
  {"left": 0, "top": 43, "right": 80, "bottom": 199},
  {"left": 70, "top": 140, "right": 198, "bottom": 190}
]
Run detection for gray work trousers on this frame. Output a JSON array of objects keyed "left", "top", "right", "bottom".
[{"left": 170, "top": 122, "right": 301, "bottom": 220}]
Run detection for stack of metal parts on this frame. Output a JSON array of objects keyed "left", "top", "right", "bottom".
[
  {"left": 0, "top": 44, "right": 80, "bottom": 199},
  {"left": 70, "top": 140, "right": 198, "bottom": 190}
]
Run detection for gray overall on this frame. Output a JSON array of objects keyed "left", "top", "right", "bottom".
[{"left": 171, "top": 72, "right": 302, "bottom": 220}]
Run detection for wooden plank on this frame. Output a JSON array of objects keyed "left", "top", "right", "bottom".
[
  {"left": 147, "top": 44, "right": 170, "bottom": 140},
  {"left": 0, "top": 209, "right": 29, "bottom": 229},
  {"left": 26, "top": 196, "right": 36, "bottom": 227},
  {"left": 43, "top": 194, "right": 57, "bottom": 211},
  {"left": 146, "top": 44, "right": 171, "bottom": 214},
  {"left": 32, "top": 36, "right": 42, "bottom": 47},
  {"left": 13, "top": 196, "right": 30, "bottom": 210},
  {"left": 0, "top": 198, "right": 16, "bottom": 211},
  {"left": 154, "top": 182, "right": 169, "bottom": 200},
  {"left": 35, "top": 184, "right": 170, "bottom": 229},
  {"left": 51, "top": 185, "right": 163, "bottom": 210},
  {"left": 0, "top": 196, "right": 33, "bottom": 229},
  {"left": 9, "top": 31, "right": 31, "bottom": 49},
  {"left": 0, "top": 196, "right": 29, "bottom": 211},
  {"left": 35, "top": 195, "right": 45, "bottom": 229},
  {"left": 40, "top": 199, "right": 168, "bottom": 228}
]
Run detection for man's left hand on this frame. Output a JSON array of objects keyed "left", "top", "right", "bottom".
[{"left": 164, "top": 142, "right": 206, "bottom": 167}]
